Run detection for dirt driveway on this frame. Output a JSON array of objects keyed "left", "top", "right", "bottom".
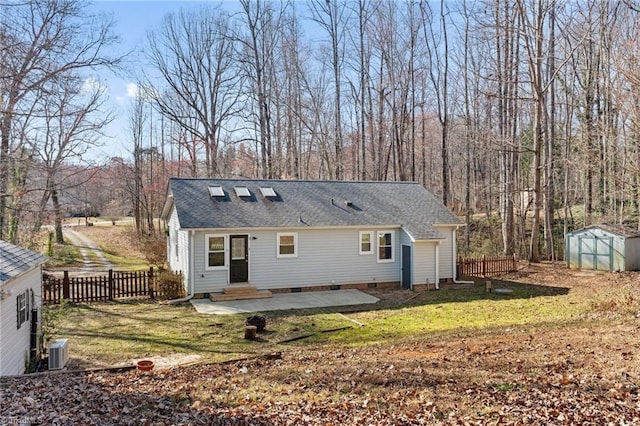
[{"left": 62, "top": 227, "right": 113, "bottom": 274}]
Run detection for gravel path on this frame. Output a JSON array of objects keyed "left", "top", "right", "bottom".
[{"left": 63, "top": 227, "right": 113, "bottom": 274}]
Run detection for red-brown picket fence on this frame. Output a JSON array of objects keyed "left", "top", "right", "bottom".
[
  {"left": 457, "top": 254, "right": 518, "bottom": 278},
  {"left": 42, "top": 268, "right": 181, "bottom": 304}
]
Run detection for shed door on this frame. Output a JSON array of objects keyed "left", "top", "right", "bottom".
[
  {"left": 230, "top": 235, "right": 249, "bottom": 283},
  {"left": 579, "top": 236, "right": 613, "bottom": 271},
  {"left": 402, "top": 245, "right": 412, "bottom": 289}
]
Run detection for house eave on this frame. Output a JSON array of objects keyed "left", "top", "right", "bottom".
[
  {"left": 161, "top": 195, "right": 174, "bottom": 221},
  {"left": 176, "top": 224, "right": 406, "bottom": 233},
  {"left": 0, "top": 262, "right": 46, "bottom": 288}
]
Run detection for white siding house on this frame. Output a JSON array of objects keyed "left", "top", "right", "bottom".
[
  {"left": 161, "top": 179, "right": 464, "bottom": 298},
  {"left": 0, "top": 241, "right": 47, "bottom": 376}
]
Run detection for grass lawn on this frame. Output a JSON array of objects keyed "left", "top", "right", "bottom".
[{"left": 55, "top": 264, "right": 619, "bottom": 368}]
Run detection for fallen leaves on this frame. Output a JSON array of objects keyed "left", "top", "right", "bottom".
[
  {"left": 3, "top": 263, "right": 640, "bottom": 424},
  {"left": 2, "top": 336, "right": 640, "bottom": 425}
]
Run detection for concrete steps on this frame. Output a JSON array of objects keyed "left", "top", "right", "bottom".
[{"left": 209, "top": 284, "right": 273, "bottom": 302}]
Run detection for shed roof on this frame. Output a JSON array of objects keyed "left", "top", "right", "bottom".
[
  {"left": 163, "top": 178, "right": 463, "bottom": 241},
  {"left": 568, "top": 224, "right": 640, "bottom": 238},
  {"left": 0, "top": 240, "right": 47, "bottom": 285}
]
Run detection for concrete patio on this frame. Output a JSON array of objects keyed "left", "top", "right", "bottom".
[{"left": 190, "top": 289, "right": 379, "bottom": 315}]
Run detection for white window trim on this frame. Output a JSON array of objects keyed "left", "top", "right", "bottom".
[
  {"left": 277, "top": 232, "right": 298, "bottom": 258},
  {"left": 377, "top": 230, "right": 395, "bottom": 263},
  {"left": 359, "top": 231, "right": 374, "bottom": 255},
  {"left": 205, "top": 234, "right": 228, "bottom": 270}
]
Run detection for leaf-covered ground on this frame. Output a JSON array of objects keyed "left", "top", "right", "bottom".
[{"left": 2, "top": 263, "right": 640, "bottom": 424}]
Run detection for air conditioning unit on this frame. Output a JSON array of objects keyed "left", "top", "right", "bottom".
[{"left": 48, "top": 339, "right": 69, "bottom": 370}]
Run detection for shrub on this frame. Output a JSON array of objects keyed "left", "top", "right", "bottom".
[
  {"left": 155, "top": 270, "right": 185, "bottom": 300},
  {"left": 42, "top": 299, "right": 71, "bottom": 346},
  {"left": 46, "top": 244, "right": 79, "bottom": 267},
  {"left": 137, "top": 234, "right": 168, "bottom": 271}
]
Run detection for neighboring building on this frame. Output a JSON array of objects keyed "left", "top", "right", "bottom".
[
  {"left": 161, "top": 178, "right": 464, "bottom": 298},
  {"left": 565, "top": 224, "right": 640, "bottom": 271},
  {"left": 0, "top": 241, "right": 47, "bottom": 376}
]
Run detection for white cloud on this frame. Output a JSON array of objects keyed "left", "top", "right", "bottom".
[
  {"left": 82, "top": 76, "right": 106, "bottom": 93},
  {"left": 126, "top": 82, "right": 140, "bottom": 98}
]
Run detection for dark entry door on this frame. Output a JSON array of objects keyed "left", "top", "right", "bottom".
[
  {"left": 402, "top": 245, "right": 411, "bottom": 289},
  {"left": 230, "top": 235, "right": 249, "bottom": 283}
]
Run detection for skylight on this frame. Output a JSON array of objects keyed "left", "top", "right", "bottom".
[
  {"left": 208, "top": 186, "right": 224, "bottom": 197},
  {"left": 260, "top": 187, "right": 277, "bottom": 198},
  {"left": 234, "top": 186, "right": 251, "bottom": 197}
]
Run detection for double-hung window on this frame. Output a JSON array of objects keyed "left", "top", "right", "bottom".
[
  {"left": 206, "top": 234, "right": 227, "bottom": 269},
  {"left": 359, "top": 231, "right": 374, "bottom": 255},
  {"left": 377, "top": 231, "right": 395, "bottom": 262},
  {"left": 277, "top": 232, "right": 297, "bottom": 258}
]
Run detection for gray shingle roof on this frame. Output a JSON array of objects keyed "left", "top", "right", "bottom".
[
  {"left": 166, "top": 178, "right": 463, "bottom": 240},
  {"left": 0, "top": 240, "right": 47, "bottom": 285}
]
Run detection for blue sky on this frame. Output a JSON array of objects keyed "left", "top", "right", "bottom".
[
  {"left": 85, "top": 0, "right": 324, "bottom": 162},
  {"left": 86, "top": 1, "right": 228, "bottom": 161}
]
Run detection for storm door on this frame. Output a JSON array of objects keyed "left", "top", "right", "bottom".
[{"left": 230, "top": 235, "right": 249, "bottom": 283}]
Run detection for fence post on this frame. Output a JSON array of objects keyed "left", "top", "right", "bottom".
[
  {"left": 108, "top": 269, "right": 114, "bottom": 301},
  {"left": 482, "top": 255, "right": 486, "bottom": 277},
  {"left": 62, "top": 271, "right": 70, "bottom": 300},
  {"left": 149, "top": 267, "right": 155, "bottom": 300}
]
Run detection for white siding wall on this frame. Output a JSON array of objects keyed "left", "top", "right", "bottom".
[
  {"left": 434, "top": 226, "right": 456, "bottom": 279},
  {"left": 0, "top": 267, "right": 42, "bottom": 376},
  {"left": 178, "top": 230, "right": 190, "bottom": 292},
  {"left": 167, "top": 208, "right": 181, "bottom": 272},
  {"left": 191, "top": 228, "right": 401, "bottom": 293},
  {"left": 193, "top": 232, "right": 229, "bottom": 293},
  {"left": 399, "top": 230, "right": 413, "bottom": 248},
  {"left": 167, "top": 207, "right": 191, "bottom": 292},
  {"left": 413, "top": 241, "right": 436, "bottom": 286}
]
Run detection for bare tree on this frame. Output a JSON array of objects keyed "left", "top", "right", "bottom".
[
  {"left": 309, "top": 0, "right": 348, "bottom": 179},
  {"left": 143, "top": 6, "right": 241, "bottom": 178},
  {"left": 129, "top": 94, "right": 146, "bottom": 235},
  {"left": 30, "top": 75, "right": 113, "bottom": 243},
  {"left": 421, "top": 0, "right": 451, "bottom": 204},
  {"left": 238, "top": 0, "right": 285, "bottom": 179},
  {"left": 0, "top": 0, "right": 121, "bottom": 239}
]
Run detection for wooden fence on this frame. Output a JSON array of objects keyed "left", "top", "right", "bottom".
[
  {"left": 42, "top": 268, "right": 180, "bottom": 304},
  {"left": 457, "top": 254, "right": 518, "bottom": 278}
]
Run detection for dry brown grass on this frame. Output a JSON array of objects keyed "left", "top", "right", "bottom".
[{"left": 70, "top": 221, "right": 152, "bottom": 270}]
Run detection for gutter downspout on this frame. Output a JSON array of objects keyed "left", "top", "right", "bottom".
[
  {"left": 166, "top": 230, "right": 195, "bottom": 304},
  {"left": 435, "top": 242, "right": 440, "bottom": 290},
  {"left": 452, "top": 225, "right": 474, "bottom": 284}
]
